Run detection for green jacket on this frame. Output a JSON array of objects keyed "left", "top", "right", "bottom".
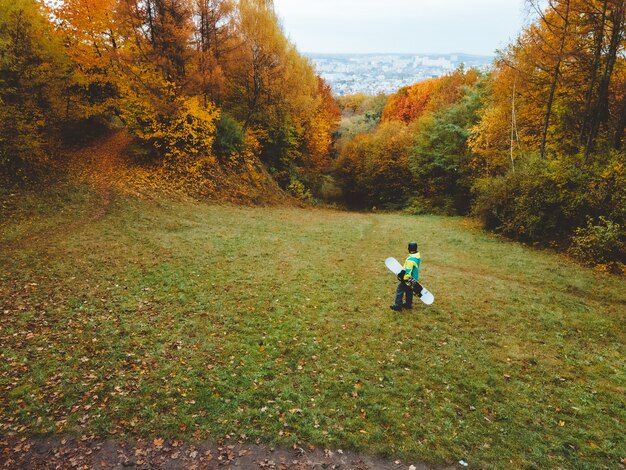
[{"left": 403, "top": 252, "right": 421, "bottom": 280}]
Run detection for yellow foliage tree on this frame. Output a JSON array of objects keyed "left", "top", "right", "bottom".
[
  {"left": 0, "top": 0, "right": 70, "bottom": 178},
  {"left": 55, "top": 0, "right": 121, "bottom": 119}
]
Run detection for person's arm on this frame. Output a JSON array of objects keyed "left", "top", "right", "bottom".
[
  {"left": 402, "top": 259, "right": 414, "bottom": 280},
  {"left": 403, "top": 258, "right": 420, "bottom": 280}
]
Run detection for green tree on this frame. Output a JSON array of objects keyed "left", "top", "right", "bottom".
[{"left": 410, "top": 79, "right": 486, "bottom": 214}]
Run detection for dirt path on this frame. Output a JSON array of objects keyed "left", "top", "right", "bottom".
[
  {"left": 0, "top": 436, "right": 447, "bottom": 470},
  {"left": 67, "top": 130, "right": 132, "bottom": 220},
  {"left": 0, "top": 131, "right": 130, "bottom": 251}
]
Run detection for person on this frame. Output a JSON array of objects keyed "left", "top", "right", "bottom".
[{"left": 390, "top": 241, "right": 421, "bottom": 311}]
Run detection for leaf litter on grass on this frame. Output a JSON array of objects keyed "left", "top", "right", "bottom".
[{"left": 1, "top": 191, "right": 625, "bottom": 469}]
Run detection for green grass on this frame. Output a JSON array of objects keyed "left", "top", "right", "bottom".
[{"left": 1, "top": 188, "right": 625, "bottom": 469}]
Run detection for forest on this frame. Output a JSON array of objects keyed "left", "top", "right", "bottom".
[
  {"left": 0, "top": 0, "right": 340, "bottom": 195},
  {"left": 1, "top": 0, "right": 625, "bottom": 271}
]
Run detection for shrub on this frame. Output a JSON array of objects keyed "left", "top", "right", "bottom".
[
  {"left": 472, "top": 155, "right": 587, "bottom": 242},
  {"left": 569, "top": 217, "right": 626, "bottom": 270},
  {"left": 585, "top": 152, "right": 626, "bottom": 224},
  {"left": 472, "top": 151, "right": 626, "bottom": 270},
  {"left": 213, "top": 113, "right": 245, "bottom": 160},
  {"left": 122, "top": 87, "right": 219, "bottom": 163},
  {"left": 403, "top": 196, "right": 433, "bottom": 215},
  {"left": 287, "top": 177, "right": 312, "bottom": 202}
]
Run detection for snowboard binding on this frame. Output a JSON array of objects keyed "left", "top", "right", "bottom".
[
  {"left": 397, "top": 269, "right": 423, "bottom": 297},
  {"left": 405, "top": 278, "right": 424, "bottom": 297}
]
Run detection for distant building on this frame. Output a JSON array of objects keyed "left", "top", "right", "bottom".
[{"left": 305, "top": 53, "right": 493, "bottom": 96}]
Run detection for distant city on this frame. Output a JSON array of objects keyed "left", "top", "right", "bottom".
[{"left": 305, "top": 53, "right": 494, "bottom": 96}]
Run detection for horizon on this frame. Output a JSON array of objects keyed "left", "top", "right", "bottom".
[
  {"left": 306, "top": 52, "right": 493, "bottom": 95},
  {"left": 302, "top": 51, "right": 496, "bottom": 57}
]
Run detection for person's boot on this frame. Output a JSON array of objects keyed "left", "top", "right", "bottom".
[
  {"left": 389, "top": 305, "right": 402, "bottom": 312},
  {"left": 402, "top": 303, "right": 412, "bottom": 309}
]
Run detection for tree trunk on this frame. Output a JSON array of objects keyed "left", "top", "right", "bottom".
[
  {"left": 584, "top": 0, "right": 625, "bottom": 158},
  {"left": 146, "top": 0, "right": 155, "bottom": 44},
  {"left": 540, "top": 0, "right": 571, "bottom": 159},
  {"left": 579, "top": 0, "right": 607, "bottom": 145},
  {"left": 613, "top": 95, "right": 626, "bottom": 150}
]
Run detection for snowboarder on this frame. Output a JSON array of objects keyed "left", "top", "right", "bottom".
[{"left": 390, "top": 241, "right": 421, "bottom": 311}]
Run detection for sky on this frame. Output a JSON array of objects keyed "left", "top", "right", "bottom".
[{"left": 272, "top": 0, "right": 529, "bottom": 56}]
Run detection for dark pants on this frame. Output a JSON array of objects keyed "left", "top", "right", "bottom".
[{"left": 394, "top": 281, "right": 413, "bottom": 308}]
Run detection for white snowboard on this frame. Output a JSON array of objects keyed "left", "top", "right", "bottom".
[{"left": 385, "top": 257, "right": 434, "bottom": 305}]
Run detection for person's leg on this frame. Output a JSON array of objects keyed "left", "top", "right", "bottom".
[
  {"left": 391, "top": 282, "right": 405, "bottom": 310},
  {"left": 403, "top": 285, "right": 413, "bottom": 308}
]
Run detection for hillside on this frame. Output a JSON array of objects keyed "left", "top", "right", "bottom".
[
  {"left": 1, "top": 185, "right": 625, "bottom": 469},
  {"left": 61, "top": 130, "right": 291, "bottom": 206}
]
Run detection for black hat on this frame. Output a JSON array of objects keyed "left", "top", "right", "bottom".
[{"left": 408, "top": 241, "right": 418, "bottom": 253}]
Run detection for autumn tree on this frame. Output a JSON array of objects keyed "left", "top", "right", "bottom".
[
  {"left": 335, "top": 68, "right": 482, "bottom": 211},
  {"left": 382, "top": 67, "right": 479, "bottom": 124},
  {"left": 527, "top": 0, "right": 573, "bottom": 158},
  {"left": 227, "top": 0, "right": 287, "bottom": 128},
  {"left": 612, "top": 61, "right": 626, "bottom": 149},
  {"left": 192, "top": 0, "right": 236, "bottom": 104},
  {"left": 0, "top": 0, "right": 70, "bottom": 179},
  {"left": 469, "top": 0, "right": 626, "bottom": 265},
  {"left": 468, "top": 67, "right": 523, "bottom": 176},
  {"left": 381, "top": 79, "right": 437, "bottom": 123},
  {"left": 221, "top": 0, "right": 338, "bottom": 193},
  {"left": 480, "top": 0, "right": 626, "bottom": 160},
  {"left": 334, "top": 121, "right": 414, "bottom": 209},
  {"left": 4, "top": 0, "right": 338, "bottom": 198},
  {"left": 577, "top": 0, "right": 626, "bottom": 157},
  {"left": 54, "top": 0, "right": 121, "bottom": 123},
  {"left": 140, "top": 0, "right": 194, "bottom": 83},
  {"left": 302, "top": 77, "right": 341, "bottom": 173},
  {"left": 71, "top": 0, "right": 223, "bottom": 162}
]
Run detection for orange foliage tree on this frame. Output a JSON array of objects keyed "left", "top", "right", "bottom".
[
  {"left": 303, "top": 78, "right": 341, "bottom": 173},
  {"left": 382, "top": 67, "right": 479, "bottom": 124},
  {"left": 51, "top": 0, "right": 339, "bottom": 183},
  {"left": 472, "top": 0, "right": 625, "bottom": 162}
]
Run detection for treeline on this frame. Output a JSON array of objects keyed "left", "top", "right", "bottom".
[
  {"left": 334, "top": 0, "right": 625, "bottom": 271},
  {"left": 0, "top": 0, "right": 339, "bottom": 194}
]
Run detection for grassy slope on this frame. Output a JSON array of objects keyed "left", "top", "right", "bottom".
[{"left": 1, "top": 188, "right": 625, "bottom": 469}]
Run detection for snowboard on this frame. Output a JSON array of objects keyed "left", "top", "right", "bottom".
[{"left": 385, "top": 257, "right": 434, "bottom": 305}]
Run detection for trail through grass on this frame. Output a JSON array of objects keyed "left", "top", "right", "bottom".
[{"left": 1, "top": 188, "right": 625, "bottom": 469}]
